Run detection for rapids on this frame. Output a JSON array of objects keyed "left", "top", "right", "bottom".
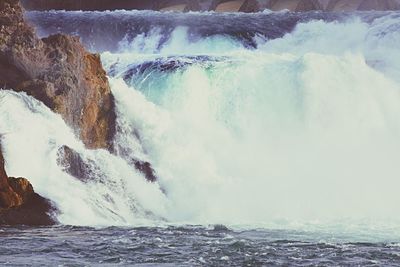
[{"left": 1, "top": 10, "right": 400, "bottom": 237}]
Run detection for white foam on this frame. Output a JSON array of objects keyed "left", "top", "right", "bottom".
[
  {"left": 0, "top": 91, "right": 167, "bottom": 226},
  {"left": 2, "top": 15, "right": 400, "bottom": 234}
]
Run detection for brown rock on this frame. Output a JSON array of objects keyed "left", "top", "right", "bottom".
[
  {"left": 0, "top": 0, "right": 116, "bottom": 150},
  {"left": 0, "top": 146, "right": 21, "bottom": 209},
  {"left": 0, "top": 190, "right": 56, "bottom": 226},
  {"left": 0, "top": 145, "right": 56, "bottom": 225}
]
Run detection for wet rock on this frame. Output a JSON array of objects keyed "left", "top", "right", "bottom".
[
  {"left": 57, "top": 146, "right": 93, "bottom": 182},
  {"left": 0, "top": 0, "right": 116, "bottom": 150},
  {"left": 0, "top": 190, "right": 56, "bottom": 226},
  {"left": 133, "top": 161, "right": 157, "bottom": 183},
  {"left": 0, "top": 146, "right": 21, "bottom": 209},
  {"left": 0, "top": 146, "right": 56, "bottom": 226},
  {"left": 57, "top": 145, "right": 157, "bottom": 183}
]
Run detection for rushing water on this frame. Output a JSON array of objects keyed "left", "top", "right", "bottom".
[
  {"left": 1, "top": 9, "right": 400, "bottom": 265},
  {"left": 2, "top": 226, "right": 400, "bottom": 266}
]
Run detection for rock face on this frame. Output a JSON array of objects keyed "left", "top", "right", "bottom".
[
  {"left": 0, "top": 0, "right": 115, "bottom": 150},
  {"left": 57, "top": 145, "right": 157, "bottom": 183},
  {"left": 0, "top": 146, "right": 56, "bottom": 225}
]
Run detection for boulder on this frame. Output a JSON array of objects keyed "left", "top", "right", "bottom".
[
  {"left": 0, "top": 0, "right": 116, "bottom": 150},
  {"left": 0, "top": 146, "right": 56, "bottom": 226},
  {"left": 0, "top": 146, "right": 21, "bottom": 209}
]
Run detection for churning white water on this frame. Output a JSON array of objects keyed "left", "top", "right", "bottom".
[
  {"left": 0, "top": 91, "right": 167, "bottom": 226},
  {"left": 2, "top": 13, "right": 400, "bottom": 231}
]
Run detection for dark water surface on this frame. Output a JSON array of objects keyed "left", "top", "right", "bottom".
[
  {"left": 1, "top": 226, "right": 400, "bottom": 266},
  {"left": 26, "top": 10, "right": 398, "bottom": 52}
]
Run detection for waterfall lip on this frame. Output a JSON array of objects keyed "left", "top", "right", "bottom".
[{"left": 108, "top": 55, "right": 229, "bottom": 81}]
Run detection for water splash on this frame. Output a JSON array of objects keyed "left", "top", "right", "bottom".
[{"left": 2, "top": 11, "right": 400, "bottom": 231}]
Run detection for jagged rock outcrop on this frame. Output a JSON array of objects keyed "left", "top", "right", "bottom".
[
  {"left": 57, "top": 146, "right": 93, "bottom": 182},
  {"left": 57, "top": 145, "right": 157, "bottom": 183},
  {"left": 0, "top": 146, "right": 56, "bottom": 225},
  {"left": 0, "top": 0, "right": 115, "bottom": 150}
]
